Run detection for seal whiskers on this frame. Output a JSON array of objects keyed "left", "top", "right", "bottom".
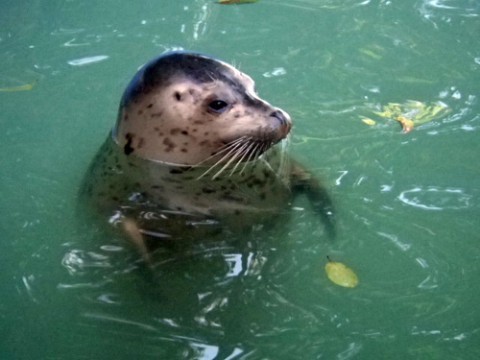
[
  {"left": 210, "top": 140, "right": 252, "bottom": 179},
  {"left": 225, "top": 138, "right": 270, "bottom": 177},
  {"left": 275, "top": 136, "right": 292, "bottom": 181},
  {"left": 197, "top": 137, "right": 275, "bottom": 180},
  {"left": 229, "top": 140, "right": 261, "bottom": 176},
  {"left": 239, "top": 141, "right": 264, "bottom": 175},
  {"left": 195, "top": 136, "right": 250, "bottom": 180}
]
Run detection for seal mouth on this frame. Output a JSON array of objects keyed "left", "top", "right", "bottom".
[{"left": 195, "top": 135, "right": 283, "bottom": 180}]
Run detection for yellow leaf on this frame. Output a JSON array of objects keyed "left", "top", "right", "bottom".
[
  {"left": 367, "top": 100, "right": 449, "bottom": 133},
  {"left": 395, "top": 116, "right": 414, "bottom": 133},
  {"left": 361, "top": 117, "right": 376, "bottom": 126},
  {"left": 429, "top": 102, "right": 449, "bottom": 118},
  {"left": 0, "top": 81, "right": 36, "bottom": 92},
  {"left": 325, "top": 257, "right": 359, "bottom": 288}
]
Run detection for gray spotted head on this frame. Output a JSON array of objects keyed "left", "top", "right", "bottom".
[{"left": 113, "top": 51, "right": 292, "bottom": 166}]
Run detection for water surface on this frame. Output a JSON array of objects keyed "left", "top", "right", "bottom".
[{"left": 1, "top": 0, "right": 479, "bottom": 359}]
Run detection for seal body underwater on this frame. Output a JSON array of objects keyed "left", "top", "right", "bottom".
[{"left": 80, "top": 51, "right": 334, "bottom": 250}]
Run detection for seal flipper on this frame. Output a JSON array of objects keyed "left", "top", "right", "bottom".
[
  {"left": 122, "top": 218, "right": 152, "bottom": 266},
  {"left": 291, "top": 161, "right": 336, "bottom": 239}
]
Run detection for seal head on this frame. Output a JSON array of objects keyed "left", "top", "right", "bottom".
[{"left": 114, "top": 51, "right": 291, "bottom": 166}]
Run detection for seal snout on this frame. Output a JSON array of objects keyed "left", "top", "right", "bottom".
[{"left": 270, "top": 109, "right": 292, "bottom": 138}]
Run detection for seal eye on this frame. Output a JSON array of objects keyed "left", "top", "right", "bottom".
[{"left": 208, "top": 100, "right": 229, "bottom": 114}]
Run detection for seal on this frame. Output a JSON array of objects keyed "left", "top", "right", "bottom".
[{"left": 80, "top": 51, "right": 334, "bottom": 253}]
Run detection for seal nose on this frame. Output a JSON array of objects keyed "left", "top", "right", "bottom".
[
  {"left": 270, "top": 110, "right": 288, "bottom": 125},
  {"left": 270, "top": 109, "right": 292, "bottom": 136}
]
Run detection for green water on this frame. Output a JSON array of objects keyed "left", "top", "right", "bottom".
[{"left": 1, "top": 0, "right": 479, "bottom": 358}]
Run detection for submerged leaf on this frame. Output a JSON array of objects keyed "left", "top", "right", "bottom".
[
  {"left": 359, "top": 48, "right": 382, "bottom": 60},
  {"left": 325, "top": 257, "right": 358, "bottom": 288},
  {"left": 0, "top": 81, "right": 36, "bottom": 92}
]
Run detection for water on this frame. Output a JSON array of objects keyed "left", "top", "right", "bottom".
[{"left": 1, "top": 0, "right": 479, "bottom": 358}]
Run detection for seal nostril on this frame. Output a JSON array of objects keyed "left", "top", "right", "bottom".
[{"left": 270, "top": 110, "right": 287, "bottom": 125}]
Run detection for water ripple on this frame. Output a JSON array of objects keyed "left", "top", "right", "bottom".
[
  {"left": 417, "top": 0, "right": 480, "bottom": 26},
  {"left": 67, "top": 55, "right": 109, "bottom": 66},
  {"left": 61, "top": 249, "right": 113, "bottom": 275},
  {"left": 398, "top": 186, "right": 472, "bottom": 211},
  {"left": 83, "top": 312, "right": 159, "bottom": 332}
]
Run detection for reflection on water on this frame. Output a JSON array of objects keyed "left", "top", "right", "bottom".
[
  {"left": 67, "top": 55, "right": 109, "bottom": 66},
  {"left": 418, "top": 0, "right": 480, "bottom": 25}
]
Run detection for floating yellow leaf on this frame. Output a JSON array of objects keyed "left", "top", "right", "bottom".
[
  {"left": 366, "top": 100, "right": 449, "bottom": 133},
  {"left": 395, "top": 116, "right": 414, "bottom": 133},
  {"left": 0, "top": 80, "right": 36, "bottom": 92},
  {"left": 325, "top": 257, "right": 358, "bottom": 288},
  {"left": 361, "top": 117, "right": 376, "bottom": 126},
  {"left": 218, "top": 0, "right": 258, "bottom": 4}
]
